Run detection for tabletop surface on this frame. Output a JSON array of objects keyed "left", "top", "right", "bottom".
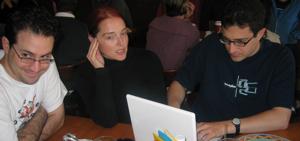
[
  {"left": 47, "top": 116, "right": 133, "bottom": 141},
  {"left": 47, "top": 115, "right": 300, "bottom": 141}
]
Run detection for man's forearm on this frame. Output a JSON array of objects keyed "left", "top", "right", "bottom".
[
  {"left": 239, "top": 107, "right": 291, "bottom": 133},
  {"left": 196, "top": 107, "right": 292, "bottom": 140},
  {"left": 17, "top": 107, "right": 48, "bottom": 141},
  {"left": 167, "top": 81, "right": 186, "bottom": 108},
  {"left": 39, "top": 105, "right": 65, "bottom": 141},
  {"left": 223, "top": 107, "right": 292, "bottom": 135}
]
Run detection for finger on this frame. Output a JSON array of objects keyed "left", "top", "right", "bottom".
[
  {"left": 95, "top": 49, "right": 104, "bottom": 65},
  {"left": 245, "top": 37, "right": 258, "bottom": 48},
  {"left": 197, "top": 122, "right": 207, "bottom": 132},
  {"left": 89, "top": 40, "right": 105, "bottom": 68},
  {"left": 87, "top": 38, "right": 96, "bottom": 59},
  {"left": 202, "top": 132, "right": 216, "bottom": 141},
  {"left": 87, "top": 39, "right": 99, "bottom": 60},
  {"left": 91, "top": 39, "right": 99, "bottom": 59},
  {"left": 197, "top": 122, "right": 205, "bottom": 128},
  {"left": 197, "top": 129, "right": 209, "bottom": 141}
]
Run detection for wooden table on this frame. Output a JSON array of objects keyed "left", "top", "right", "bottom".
[
  {"left": 262, "top": 120, "right": 300, "bottom": 141},
  {"left": 48, "top": 116, "right": 300, "bottom": 141},
  {"left": 47, "top": 116, "right": 134, "bottom": 141}
]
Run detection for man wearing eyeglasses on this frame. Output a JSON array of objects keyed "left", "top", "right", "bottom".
[
  {"left": 167, "top": 0, "right": 295, "bottom": 140},
  {"left": 0, "top": 7, "right": 67, "bottom": 141}
]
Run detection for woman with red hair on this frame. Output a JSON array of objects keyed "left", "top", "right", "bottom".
[{"left": 73, "top": 6, "right": 167, "bottom": 127}]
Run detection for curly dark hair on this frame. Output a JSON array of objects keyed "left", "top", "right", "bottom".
[
  {"left": 221, "top": 0, "right": 265, "bottom": 35},
  {"left": 4, "top": 6, "right": 58, "bottom": 45}
]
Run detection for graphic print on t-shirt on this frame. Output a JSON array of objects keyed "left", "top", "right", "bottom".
[
  {"left": 14, "top": 95, "right": 40, "bottom": 129},
  {"left": 224, "top": 75, "right": 258, "bottom": 97}
]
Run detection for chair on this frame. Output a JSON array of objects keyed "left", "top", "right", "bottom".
[{"left": 58, "top": 62, "right": 89, "bottom": 117}]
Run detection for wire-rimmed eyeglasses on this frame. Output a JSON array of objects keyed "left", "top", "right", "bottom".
[{"left": 12, "top": 46, "right": 54, "bottom": 65}]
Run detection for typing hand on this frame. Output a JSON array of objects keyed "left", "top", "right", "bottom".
[
  {"left": 197, "top": 121, "right": 228, "bottom": 141},
  {"left": 86, "top": 38, "right": 105, "bottom": 69}
]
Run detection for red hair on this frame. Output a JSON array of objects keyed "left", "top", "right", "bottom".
[{"left": 88, "top": 6, "right": 123, "bottom": 37}]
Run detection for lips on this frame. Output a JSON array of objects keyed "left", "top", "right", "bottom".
[
  {"left": 25, "top": 72, "right": 39, "bottom": 79},
  {"left": 116, "top": 49, "right": 126, "bottom": 56},
  {"left": 23, "top": 69, "right": 40, "bottom": 79},
  {"left": 230, "top": 52, "right": 240, "bottom": 58}
]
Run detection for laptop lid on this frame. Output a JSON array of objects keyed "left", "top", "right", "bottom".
[{"left": 126, "top": 94, "right": 197, "bottom": 141}]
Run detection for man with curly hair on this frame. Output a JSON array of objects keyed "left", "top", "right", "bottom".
[{"left": 0, "top": 7, "right": 67, "bottom": 141}]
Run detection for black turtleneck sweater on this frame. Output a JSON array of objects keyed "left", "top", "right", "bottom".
[{"left": 73, "top": 48, "right": 167, "bottom": 127}]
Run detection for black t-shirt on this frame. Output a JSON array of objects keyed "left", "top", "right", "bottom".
[
  {"left": 176, "top": 33, "right": 295, "bottom": 122},
  {"left": 74, "top": 48, "right": 167, "bottom": 127}
]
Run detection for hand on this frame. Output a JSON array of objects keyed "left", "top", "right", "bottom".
[
  {"left": 245, "top": 36, "right": 260, "bottom": 50},
  {"left": 86, "top": 38, "right": 105, "bottom": 69},
  {"left": 197, "top": 121, "right": 229, "bottom": 141},
  {"left": 245, "top": 28, "right": 266, "bottom": 49}
]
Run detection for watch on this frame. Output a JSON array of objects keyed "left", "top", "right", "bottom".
[{"left": 232, "top": 118, "right": 240, "bottom": 136}]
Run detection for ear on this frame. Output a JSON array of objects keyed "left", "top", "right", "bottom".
[
  {"left": 1, "top": 36, "right": 11, "bottom": 54},
  {"left": 88, "top": 34, "right": 95, "bottom": 43},
  {"left": 256, "top": 28, "right": 266, "bottom": 40}
]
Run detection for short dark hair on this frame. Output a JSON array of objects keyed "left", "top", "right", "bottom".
[
  {"left": 163, "top": 0, "right": 188, "bottom": 17},
  {"left": 57, "top": 0, "right": 78, "bottom": 12},
  {"left": 4, "top": 6, "right": 58, "bottom": 45},
  {"left": 221, "top": 0, "right": 266, "bottom": 35}
]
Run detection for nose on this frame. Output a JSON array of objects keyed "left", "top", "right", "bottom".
[
  {"left": 116, "top": 35, "right": 126, "bottom": 46},
  {"left": 226, "top": 43, "right": 239, "bottom": 54},
  {"left": 29, "top": 61, "right": 42, "bottom": 73}
]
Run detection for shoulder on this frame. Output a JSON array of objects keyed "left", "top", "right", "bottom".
[
  {"left": 259, "top": 40, "right": 295, "bottom": 65},
  {"left": 36, "top": 62, "right": 62, "bottom": 86},
  {"left": 127, "top": 48, "right": 162, "bottom": 65},
  {"left": 0, "top": 83, "right": 7, "bottom": 100},
  {"left": 190, "top": 33, "right": 221, "bottom": 53},
  {"left": 0, "top": 83, "right": 11, "bottom": 115},
  {"left": 128, "top": 48, "right": 158, "bottom": 59},
  {"left": 262, "top": 40, "right": 293, "bottom": 56},
  {"left": 149, "top": 16, "right": 166, "bottom": 26},
  {"left": 75, "top": 60, "right": 95, "bottom": 74}
]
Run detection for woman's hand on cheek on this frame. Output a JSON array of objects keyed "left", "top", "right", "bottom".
[{"left": 87, "top": 39, "right": 105, "bottom": 69}]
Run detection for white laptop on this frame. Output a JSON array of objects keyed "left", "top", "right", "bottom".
[{"left": 126, "top": 94, "right": 197, "bottom": 141}]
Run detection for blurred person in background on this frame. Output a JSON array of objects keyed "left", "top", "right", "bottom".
[
  {"left": 146, "top": 0, "right": 200, "bottom": 71},
  {"left": 266, "top": 0, "right": 300, "bottom": 47}
]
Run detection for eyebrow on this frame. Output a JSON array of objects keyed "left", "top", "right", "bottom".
[
  {"left": 19, "top": 48, "right": 52, "bottom": 58},
  {"left": 101, "top": 27, "right": 129, "bottom": 36},
  {"left": 223, "top": 36, "right": 250, "bottom": 41}
]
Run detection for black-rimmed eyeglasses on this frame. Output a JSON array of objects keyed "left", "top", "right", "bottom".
[{"left": 218, "top": 33, "right": 255, "bottom": 47}]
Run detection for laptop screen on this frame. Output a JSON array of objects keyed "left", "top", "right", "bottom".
[{"left": 126, "top": 94, "right": 197, "bottom": 141}]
